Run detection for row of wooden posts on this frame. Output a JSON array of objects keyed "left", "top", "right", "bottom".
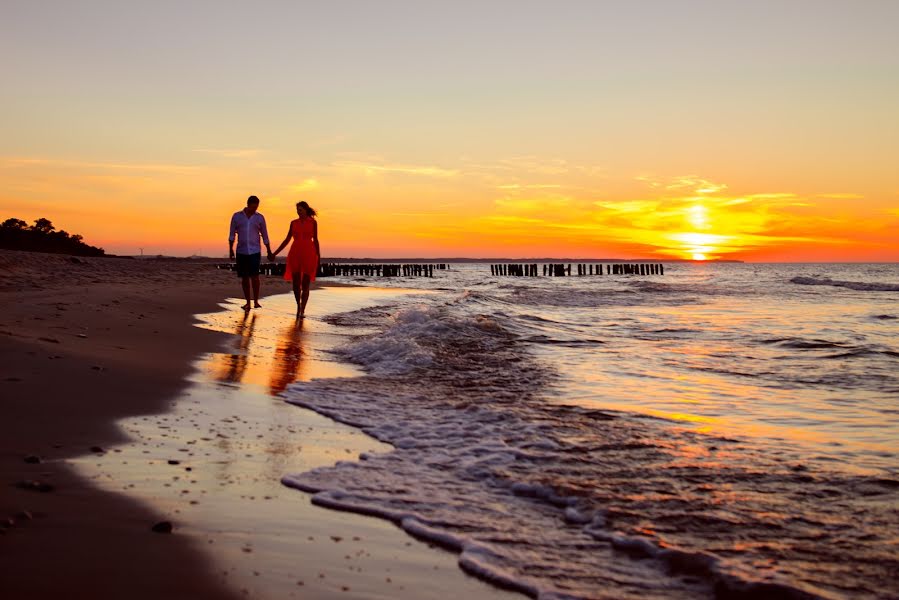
[
  {"left": 215, "top": 263, "right": 448, "bottom": 277},
  {"left": 217, "top": 262, "right": 664, "bottom": 278},
  {"left": 492, "top": 263, "right": 665, "bottom": 276},
  {"left": 318, "top": 263, "right": 448, "bottom": 277}
]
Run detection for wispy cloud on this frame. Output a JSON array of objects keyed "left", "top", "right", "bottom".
[
  {"left": 496, "top": 183, "right": 563, "bottom": 191},
  {"left": 1, "top": 156, "right": 199, "bottom": 174},
  {"left": 192, "top": 148, "right": 263, "bottom": 158},
  {"left": 818, "top": 193, "right": 864, "bottom": 199},
  {"left": 637, "top": 174, "right": 727, "bottom": 195},
  {"left": 289, "top": 179, "right": 320, "bottom": 192},
  {"left": 333, "top": 161, "right": 458, "bottom": 178},
  {"left": 472, "top": 171, "right": 873, "bottom": 259}
]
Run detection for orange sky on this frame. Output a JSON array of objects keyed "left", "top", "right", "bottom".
[
  {"left": 1, "top": 3, "right": 897, "bottom": 261},
  {"left": 2, "top": 154, "right": 897, "bottom": 261}
]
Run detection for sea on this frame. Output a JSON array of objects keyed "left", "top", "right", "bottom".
[{"left": 279, "top": 262, "right": 899, "bottom": 600}]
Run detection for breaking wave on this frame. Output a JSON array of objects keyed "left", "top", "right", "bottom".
[{"left": 281, "top": 294, "right": 898, "bottom": 599}]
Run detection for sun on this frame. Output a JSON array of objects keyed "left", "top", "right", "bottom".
[{"left": 692, "top": 253, "right": 707, "bottom": 261}]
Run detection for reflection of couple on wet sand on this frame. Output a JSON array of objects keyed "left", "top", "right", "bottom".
[
  {"left": 211, "top": 310, "right": 307, "bottom": 396},
  {"left": 228, "top": 195, "right": 321, "bottom": 318}
]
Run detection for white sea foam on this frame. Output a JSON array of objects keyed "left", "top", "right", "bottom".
[
  {"left": 277, "top": 290, "right": 899, "bottom": 599},
  {"left": 276, "top": 264, "right": 899, "bottom": 599}
]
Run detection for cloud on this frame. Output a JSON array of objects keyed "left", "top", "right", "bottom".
[
  {"left": 476, "top": 172, "right": 873, "bottom": 259},
  {"left": 817, "top": 193, "right": 864, "bottom": 199},
  {"left": 496, "top": 183, "right": 563, "bottom": 191},
  {"left": 595, "top": 200, "right": 660, "bottom": 213},
  {"left": 0, "top": 156, "right": 199, "bottom": 174},
  {"left": 637, "top": 174, "right": 727, "bottom": 195},
  {"left": 588, "top": 186, "right": 867, "bottom": 258},
  {"left": 289, "top": 179, "right": 319, "bottom": 192},
  {"left": 333, "top": 161, "right": 458, "bottom": 178},
  {"left": 494, "top": 195, "right": 576, "bottom": 213},
  {"left": 192, "top": 148, "right": 263, "bottom": 158}
]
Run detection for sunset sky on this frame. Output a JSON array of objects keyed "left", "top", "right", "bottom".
[{"left": 2, "top": 1, "right": 897, "bottom": 260}]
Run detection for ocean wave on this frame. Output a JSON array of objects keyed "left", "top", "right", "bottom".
[
  {"left": 626, "top": 280, "right": 723, "bottom": 295},
  {"left": 790, "top": 277, "right": 899, "bottom": 292},
  {"left": 757, "top": 336, "right": 899, "bottom": 361},
  {"left": 279, "top": 296, "right": 897, "bottom": 599},
  {"left": 507, "top": 287, "right": 700, "bottom": 308},
  {"left": 760, "top": 337, "right": 852, "bottom": 350}
]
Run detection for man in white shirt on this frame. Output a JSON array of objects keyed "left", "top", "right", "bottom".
[{"left": 228, "top": 195, "right": 273, "bottom": 310}]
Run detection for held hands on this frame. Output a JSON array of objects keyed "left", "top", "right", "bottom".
[{"left": 267, "top": 252, "right": 276, "bottom": 262}]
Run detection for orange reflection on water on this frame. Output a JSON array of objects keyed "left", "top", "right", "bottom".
[
  {"left": 204, "top": 310, "right": 317, "bottom": 396},
  {"left": 268, "top": 319, "right": 307, "bottom": 395},
  {"left": 208, "top": 310, "right": 258, "bottom": 385}
]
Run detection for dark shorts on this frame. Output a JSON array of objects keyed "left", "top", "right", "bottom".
[{"left": 235, "top": 252, "right": 261, "bottom": 278}]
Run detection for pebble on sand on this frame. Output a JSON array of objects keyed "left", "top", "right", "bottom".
[
  {"left": 151, "top": 521, "right": 173, "bottom": 533},
  {"left": 16, "top": 480, "right": 54, "bottom": 493}
]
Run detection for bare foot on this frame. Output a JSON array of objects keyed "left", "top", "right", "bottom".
[
  {"left": 296, "top": 311, "right": 305, "bottom": 320},
  {"left": 254, "top": 301, "right": 262, "bottom": 308},
  {"left": 241, "top": 303, "right": 251, "bottom": 311}
]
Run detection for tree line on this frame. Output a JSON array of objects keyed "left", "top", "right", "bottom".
[{"left": 0, "top": 218, "right": 105, "bottom": 256}]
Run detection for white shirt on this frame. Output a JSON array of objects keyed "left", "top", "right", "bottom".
[{"left": 229, "top": 210, "right": 270, "bottom": 255}]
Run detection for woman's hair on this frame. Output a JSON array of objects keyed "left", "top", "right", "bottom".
[{"left": 296, "top": 200, "right": 317, "bottom": 217}]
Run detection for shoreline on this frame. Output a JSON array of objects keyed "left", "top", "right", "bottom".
[
  {"left": 1, "top": 250, "right": 294, "bottom": 599},
  {"left": 0, "top": 250, "right": 517, "bottom": 599}
]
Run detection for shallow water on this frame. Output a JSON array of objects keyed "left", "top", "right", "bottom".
[
  {"left": 281, "top": 263, "right": 899, "bottom": 600},
  {"left": 72, "top": 288, "right": 515, "bottom": 600}
]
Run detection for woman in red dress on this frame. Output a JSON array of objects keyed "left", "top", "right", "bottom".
[{"left": 271, "top": 201, "right": 321, "bottom": 318}]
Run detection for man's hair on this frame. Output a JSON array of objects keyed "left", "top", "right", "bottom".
[{"left": 247, "top": 195, "right": 260, "bottom": 205}]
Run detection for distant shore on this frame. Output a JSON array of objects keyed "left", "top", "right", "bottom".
[{"left": 107, "top": 255, "right": 745, "bottom": 263}]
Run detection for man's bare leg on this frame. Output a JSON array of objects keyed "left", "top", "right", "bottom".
[
  {"left": 252, "top": 275, "right": 262, "bottom": 308},
  {"left": 240, "top": 277, "right": 251, "bottom": 310}
]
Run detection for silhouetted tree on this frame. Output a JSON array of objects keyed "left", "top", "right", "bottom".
[
  {"left": 2, "top": 218, "right": 27, "bottom": 230},
  {"left": 0, "top": 216, "right": 105, "bottom": 256},
  {"left": 32, "top": 218, "right": 55, "bottom": 233}
]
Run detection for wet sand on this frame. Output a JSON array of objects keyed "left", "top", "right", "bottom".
[{"left": 0, "top": 250, "right": 517, "bottom": 599}]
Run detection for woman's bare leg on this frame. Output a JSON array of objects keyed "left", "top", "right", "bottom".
[
  {"left": 291, "top": 274, "right": 302, "bottom": 316},
  {"left": 300, "top": 274, "right": 311, "bottom": 318}
]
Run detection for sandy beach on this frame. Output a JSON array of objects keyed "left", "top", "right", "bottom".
[{"left": 0, "top": 250, "right": 515, "bottom": 600}]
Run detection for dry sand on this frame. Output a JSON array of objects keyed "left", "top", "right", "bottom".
[{"left": 0, "top": 250, "right": 516, "bottom": 600}]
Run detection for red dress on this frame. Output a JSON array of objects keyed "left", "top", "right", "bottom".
[{"left": 284, "top": 217, "right": 318, "bottom": 282}]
